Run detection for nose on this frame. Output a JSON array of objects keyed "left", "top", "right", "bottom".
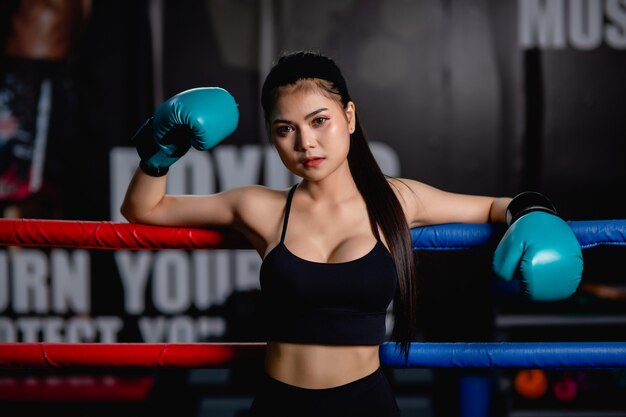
[{"left": 296, "top": 129, "right": 316, "bottom": 150}]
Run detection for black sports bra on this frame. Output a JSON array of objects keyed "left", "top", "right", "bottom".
[{"left": 259, "top": 184, "right": 398, "bottom": 345}]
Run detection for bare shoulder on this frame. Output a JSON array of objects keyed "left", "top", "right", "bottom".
[
  {"left": 232, "top": 185, "right": 289, "bottom": 217},
  {"left": 230, "top": 185, "right": 291, "bottom": 243},
  {"left": 387, "top": 177, "right": 428, "bottom": 209},
  {"left": 387, "top": 177, "right": 496, "bottom": 226},
  {"left": 388, "top": 177, "right": 447, "bottom": 225}
]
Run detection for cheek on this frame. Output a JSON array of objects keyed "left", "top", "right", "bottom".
[
  {"left": 326, "top": 123, "right": 350, "bottom": 149},
  {"left": 273, "top": 140, "right": 296, "bottom": 162},
  {"left": 273, "top": 141, "right": 287, "bottom": 157}
]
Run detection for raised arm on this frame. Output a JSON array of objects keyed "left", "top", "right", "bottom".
[
  {"left": 121, "top": 168, "right": 240, "bottom": 227},
  {"left": 120, "top": 87, "right": 239, "bottom": 227}
]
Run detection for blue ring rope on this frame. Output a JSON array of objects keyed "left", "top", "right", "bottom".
[
  {"left": 380, "top": 341, "right": 626, "bottom": 368},
  {"left": 411, "top": 219, "right": 626, "bottom": 250}
]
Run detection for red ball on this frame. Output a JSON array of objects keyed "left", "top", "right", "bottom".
[{"left": 553, "top": 376, "right": 577, "bottom": 402}]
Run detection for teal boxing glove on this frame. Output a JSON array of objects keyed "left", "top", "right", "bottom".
[
  {"left": 493, "top": 192, "right": 583, "bottom": 301},
  {"left": 133, "top": 87, "right": 239, "bottom": 176}
]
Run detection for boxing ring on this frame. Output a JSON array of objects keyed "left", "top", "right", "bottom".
[{"left": 0, "top": 218, "right": 625, "bottom": 370}]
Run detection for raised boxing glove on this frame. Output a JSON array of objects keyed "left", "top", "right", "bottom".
[
  {"left": 492, "top": 192, "right": 583, "bottom": 301},
  {"left": 133, "top": 87, "right": 239, "bottom": 176}
]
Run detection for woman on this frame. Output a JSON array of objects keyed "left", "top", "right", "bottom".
[{"left": 122, "top": 51, "right": 582, "bottom": 416}]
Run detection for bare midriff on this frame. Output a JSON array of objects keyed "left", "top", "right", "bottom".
[{"left": 264, "top": 341, "right": 380, "bottom": 389}]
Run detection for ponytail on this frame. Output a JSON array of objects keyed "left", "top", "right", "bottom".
[{"left": 347, "top": 115, "right": 417, "bottom": 360}]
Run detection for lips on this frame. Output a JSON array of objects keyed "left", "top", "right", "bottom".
[{"left": 303, "top": 156, "right": 324, "bottom": 168}]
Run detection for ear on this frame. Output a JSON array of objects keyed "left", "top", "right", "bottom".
[{"left": 345, "top": 101, "right": 356, "bottom": 134}]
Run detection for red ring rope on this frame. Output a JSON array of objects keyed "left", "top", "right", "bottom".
[
  {"left": 0, "top": 343, "right": 266, "bottom": 369},
  {"left": 0, "top": 218, "right": 251, "bottom": 250}
]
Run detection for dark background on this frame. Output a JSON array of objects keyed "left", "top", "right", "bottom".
[{"left": 3, "top": 0, "right": 623, "bottom": 220}]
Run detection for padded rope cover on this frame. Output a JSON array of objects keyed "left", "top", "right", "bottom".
[
  {"left": 412, "top": 219, "right": 626, "bottom": 250},
  {"left": 1, "top": 342, "right": 625, "bottom": 370},
  {"left": 380, "top": 341, "right": 626, "bottom": 369},
  {"left": 0, "top": 219, "right": 624, "bottom": 250},
  {"left": 0, "top": 343, "right": 265, "bottom": 369},
  {"left": 0, "top": 219, "right": 250, "bottom": 250}
]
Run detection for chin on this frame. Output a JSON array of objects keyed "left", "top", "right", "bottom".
[{"left": 298, "top": 171, "right": 326, "bottom": 182}]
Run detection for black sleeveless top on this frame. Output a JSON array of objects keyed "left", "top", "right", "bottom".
[{"left": 259, "top": 184, "right": 398, "bottom": 345}]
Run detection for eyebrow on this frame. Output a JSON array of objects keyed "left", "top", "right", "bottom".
[{"left": 272, "top": 108, "right": 329, "bottom": 124}]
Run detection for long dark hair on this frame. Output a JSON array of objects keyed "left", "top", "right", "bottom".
[{"left": 261, "top": 51, "right": 417, "bottom": 359}]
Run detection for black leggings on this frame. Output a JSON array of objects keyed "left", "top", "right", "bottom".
[{"left": 249, "top": 367, "right": 400, "bottom": 417}]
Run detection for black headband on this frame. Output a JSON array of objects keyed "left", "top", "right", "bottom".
[{"left": 261, "top": 52, "right": 351, "bottom": 117}]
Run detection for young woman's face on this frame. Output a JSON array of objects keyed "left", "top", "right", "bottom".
[{"left": 269, "top": 84, "right": 356, "bottom": 182}]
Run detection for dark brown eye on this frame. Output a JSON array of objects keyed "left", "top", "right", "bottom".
[
  {"left": 313, "top": 117, "right": 328, "bottom": 126},
  {"left": 276, "top": 125, "right": 294, "bottom": 135}
]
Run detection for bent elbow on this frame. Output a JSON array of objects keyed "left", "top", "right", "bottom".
[{"left": 120, "top": 203, "right": 138, "bottom": 224}]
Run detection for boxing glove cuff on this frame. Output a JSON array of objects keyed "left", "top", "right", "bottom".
[
  {"left": 506, "top": 192, "right": 557, "bottom": 226},
  {"left": 139, "top": 160, "right": 168, "bottom": 177},
  {"left": 132, "top": 118, "right": 170, "bottom": 177}
]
